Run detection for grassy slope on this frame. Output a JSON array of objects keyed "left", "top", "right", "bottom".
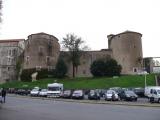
[{"left": 0, "top": 74, "right": 156, "bottom": 89}]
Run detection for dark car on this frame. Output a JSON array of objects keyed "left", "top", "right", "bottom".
[
  {"left": 119, "top": 90, "right": 138, "bottom": 101},
  {"left": 72, "top": 90, "right": 84, "bottom": 99},
  {"left": 16, "top": 89, "right": 30, "bottom": 95},
  {"left": 88, "top": 90, "right": 100, "bottom": 100},
  {"left": 62, "top": 90, "right": 72, "bottom": 99},
  {"left": 97, "top": 89, "right": 108, "bottom": 98},
  {"left": 133, "top": 87, "right": 144, "bottom": 97}
]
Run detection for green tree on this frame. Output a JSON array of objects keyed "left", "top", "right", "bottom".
[
  {"left": 90, "top": 58, "right": 122, "bottom": 77},
  {"left": 62, "top": 33, "right": 87, "bottom": 78},
  {"left": 55, "top": 59, "right": 67, "bottom": 78}
]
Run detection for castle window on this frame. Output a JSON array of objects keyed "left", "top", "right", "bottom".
[
  {"left": 39, "top": 46, "right": 43, "bottom": 56},
  {"left": 26, "top": 56, "right": 30, "bottom": 63},
  {"left": 12, "top": 49, "right": 17, "bottom": 56},
  {"left": 8, "top": 49, "right": 12, "bottom": 56},
  {"left": 7, "top": 67, "right": 10, "bottom": 71},
  {"left": 46, "top": 56, "right": 50, "bottom": 64},
  {"left": 48, "top": 66, "right": 54, "bottom": 71},
  {"left": 48, "top": 41, "right": 52, "bottom": 56},
  {"left": 83, "top": 70, "right": 86, "bottom": 74},
  {"left": 7, "top": 57, "right": 11, "bottom": 64},
  {"left": 134, "top": 45, "right": 136, "bottom": 48},
  {"left": 36, "top": 66, "right": 41, "bottom": 71},
  {"left": 133, "top": 67, "right": 138, "bottom": 73},
  {"left": 82, "top": 61, "right": 86, "bottom": 65}
]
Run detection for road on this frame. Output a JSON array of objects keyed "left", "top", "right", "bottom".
[{"left": 0, "top": 96, "right": 160, "bottom": 120}]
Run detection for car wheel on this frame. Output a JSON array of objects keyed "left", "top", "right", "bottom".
[
  {"left": 149, "top": 97, "right": 154, "bottom": 103},
  {"left": 134, "top": 98, "right": 137, "bottom": 101}
]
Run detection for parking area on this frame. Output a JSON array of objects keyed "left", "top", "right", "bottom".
[{"left": 6, "top": 87, "right": 160, "bottom": 106}]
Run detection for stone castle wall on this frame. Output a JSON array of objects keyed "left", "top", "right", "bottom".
[
  {"left": 23, "top": 33, "right": 60, "bottom": 70},
  {"left": 108, "top": 31, "right": 143, "bottom": 74},
  {"left": 60, "top": 50, "right": 112, "bottom": 77}
]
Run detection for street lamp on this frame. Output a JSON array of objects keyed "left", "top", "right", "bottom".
[
  {"left": 145, "top": 73, "right": 147, "bottom": 87},
  {"left": 143, "top": 71, "right": 148, "bottom": 87}
]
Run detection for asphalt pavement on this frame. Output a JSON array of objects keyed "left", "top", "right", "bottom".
[{"left": 0, "top": 96, "right": 160, "bottom": 120}]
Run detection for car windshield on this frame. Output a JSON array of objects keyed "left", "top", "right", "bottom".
[
  {"left": 48, "top": 87, "right": 60, "bottom": 91},
  {"left": 32, "top": 89, "right": 39, "bottom": 91},
  {"left": 125, "top": 91, "right": 135, "bottom": 95},
  {"left": 64, "top": 90, "right": 71, "bottom": 94},
  {"left": 157, "top": 90, "right": 160, "bottom": 94},
  {"left": 41, "top": 89, "right": 47, "bottom": 92},
  {"left": 107, "top": 90, "right": 115, "bottom": 94},
  {"left": 90, "top": 90, "right": 95, "bottom": 94},
  {"left": 74, "top": 91, "right": 82, "bottom": 94}
]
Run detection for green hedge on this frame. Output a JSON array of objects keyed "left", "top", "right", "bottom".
[{"left": 20, "top": 68, "right": 55, "bottom": 82}]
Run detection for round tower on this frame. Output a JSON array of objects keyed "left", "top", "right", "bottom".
[
  {"left": 24, "top": 32, "right": 60, "bottom": 70},
  {"left": 108, "top": 31, "right": 143, "bottom": 74}
]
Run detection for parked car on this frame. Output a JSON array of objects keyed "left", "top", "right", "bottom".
[
  {"left": 148, "top": 89, "right": 160, "bottom": 103},
  {"left": 104, "top": 90, "right": 119, "bottom": 101},
  {"left": 62, "top": 90, "right": 72, "bottom": 98},
  {"left": 30, "top": 88, "right": 40, "bottom": 97},
  {"left": 72, "top": 90, "right": 84, "bottom": 99},
  {"left": 97, "top": 89, "right": 108, "bottom": 97},
  {"left": 0, "top": 88, "right": 2, "bottom": 94},
  {"left": 109, "top": 87, "right": 121, "bottom": 93},
  {"left": 119, "top": 90, "right": 138, "bottom": 101},
  {"left": 88, "top": 90, "right": 100, "bottom": 100},
  {"left": 133, "top": 87, "right": 144, "bottom": 97},
  {"left": 0, "top": 96, "right": 2, "bottom": 103},
  {"left": 39, "top": 89, "right": 48, "bottom": 97},
  {"left": 15, "top": 89, "right": 30, "bottom": 95}
]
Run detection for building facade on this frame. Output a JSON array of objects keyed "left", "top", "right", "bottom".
[
  {"left": 0, "top": 31, "right": 143, "bottom": 83},
  {"left": 0, "top": 39, "right": 24, "bottom": 83}
]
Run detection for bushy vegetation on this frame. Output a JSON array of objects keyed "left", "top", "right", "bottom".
[
  {"left": 20, "top": 68, "right": 54, "bottom": 82},
  {"left": 90, "top": 58, "right": 122, "bottom": 77},
  {"left": 55, "top": 59, "right": 68, "bottom": 78}
]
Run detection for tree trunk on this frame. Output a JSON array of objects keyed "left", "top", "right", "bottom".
[{"left": 72, "top": 63, "right": 75, "bottom": 78}]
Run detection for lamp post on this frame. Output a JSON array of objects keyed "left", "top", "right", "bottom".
[
  {"left": 145, "top": 74, "right": 147, "bottom": 87},
  {"left": 143, "top": 70, "right": 148, "bottom": 87}
]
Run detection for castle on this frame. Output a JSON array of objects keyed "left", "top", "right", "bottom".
[{"left": 0, "top": 31, "right": 143, "bottom": 83}]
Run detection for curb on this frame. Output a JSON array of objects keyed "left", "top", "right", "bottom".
[{"left": 8, "top": 94, "right": 160, "bottom": 108}]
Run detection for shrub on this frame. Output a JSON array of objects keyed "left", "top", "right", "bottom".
[
  {"left": 20, "top": 68, "right": 55, "bottom": 82},
  {"left": 90, "top": 58, "right": 122, "bottom": 77},
  {"left": 55, "top": 59, "right": 68, "bottom": 78},
  {"left": 20, "top": 68, "right": 35, "bottom": 82}
]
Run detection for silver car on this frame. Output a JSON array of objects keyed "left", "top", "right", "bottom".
[
  {"left": 105, "top": 90, "right": 119, "bottom": 101},
  {"left": 72, "top": 90, "right": 84, "bottom": 99}
]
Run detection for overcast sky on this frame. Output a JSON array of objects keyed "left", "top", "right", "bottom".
[{"left": 0, "top": 0, "right": 160, "bottom": 57}]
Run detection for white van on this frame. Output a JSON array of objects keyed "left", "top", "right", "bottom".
[
  {"left": 144, "top": 86, "right": 160, "bottom": 103},
  {"left": 47, "top": 83, "right": 63, "bottom": 97},
  {"left": 144, "top": 86, "right": 160, "bottom": 97}
]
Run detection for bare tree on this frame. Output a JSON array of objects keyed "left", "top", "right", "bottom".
[
  {"left": 62, "top": 33, "right": 88, "bottom": 78},
  {"left": 0, "top": 0, "right": 2, "bottom": 23}
]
